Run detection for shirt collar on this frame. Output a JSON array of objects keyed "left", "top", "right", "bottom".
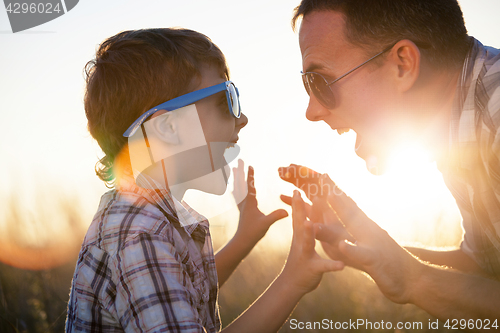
[
  {"left": 117, "top": 174, "right": 209, "bottom": 235},
  {"left": 445, "top": 37, "right": 486, "bottom": 173}
]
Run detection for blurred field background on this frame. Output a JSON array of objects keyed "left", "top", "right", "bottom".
[{"left": 0, "top": 188, "right": 464, "bottom": 333}]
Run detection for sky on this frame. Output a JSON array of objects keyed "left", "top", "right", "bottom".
[{"left": 1, "top": 0, "right": 500, "bottom": 259}]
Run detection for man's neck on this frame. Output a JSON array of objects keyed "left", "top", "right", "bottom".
[{"left": 413, "top": 65, "right": 461, "bottom": 163}]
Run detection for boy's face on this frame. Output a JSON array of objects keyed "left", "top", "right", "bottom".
[
  {"left": 127, "top": 64, "right": 247, "bottom": 199},
  {"left": 194, "top": 65, "right": 248, "bottom": 151}
]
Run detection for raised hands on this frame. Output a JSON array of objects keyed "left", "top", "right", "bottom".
[
  {"left": 233, "top": 159, "right": 288, "bottom": 245},
  {"left": 279, "top": 165, "right": 356, "bottom": 265},
  {"left": 279, "top": 164, "right": 424, "bottom": 305},
  {"left": 280, "top": 190, "right": 345, "bottom": 295},
  {"left": 215, "top": 160, "right": 289, "bottom": 286},
  {"left": 222, "top": 190, "right": 344, "bottom": 333}
]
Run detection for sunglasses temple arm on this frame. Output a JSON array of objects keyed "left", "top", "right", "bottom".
[{"left": 328, "top": 45, "right": 393, "bottom": 86}]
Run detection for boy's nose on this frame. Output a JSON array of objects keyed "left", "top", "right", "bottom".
[{"left": 236, "top": 112, "right": 248, "bottom": 130}]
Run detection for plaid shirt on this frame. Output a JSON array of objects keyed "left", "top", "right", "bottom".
[
  {"left": 66, "top": 178, "right": 221, "bottom": 332},
  {"left": 439, "top": 37, "right": 500, "bottom": 277}
]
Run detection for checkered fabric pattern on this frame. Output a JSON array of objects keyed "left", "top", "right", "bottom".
[
  {"left": 440, "top": 37, "right": 500, "bottom": 277},
  {"left": 66, "top": 179, "right": 220, "bottom": 332}
]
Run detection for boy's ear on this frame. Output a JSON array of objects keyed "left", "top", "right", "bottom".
[{"left": 149, "top": 111, "right": 180, "bottom": 145}]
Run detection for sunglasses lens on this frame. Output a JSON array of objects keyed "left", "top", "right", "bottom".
[
  {"left": 302, "top": 72, "right": 335, "bottom": 109},
  {"left": 228, "top": 83, "right": 241, "bottom": 118}
]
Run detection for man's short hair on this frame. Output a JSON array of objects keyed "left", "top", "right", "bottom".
[
  {"left": 84, "top": 28, "right": 229, "bottom": 187},
  {"left": 292, "top": 0, "right": 470, "bottom": 69}
]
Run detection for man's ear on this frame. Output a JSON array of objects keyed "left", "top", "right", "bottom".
[
  {"left": 388, "top": 39, "right": 421, "bottom": 93},
  {"left": 148, "top": 111, "right": 180, "bottom": 145}
]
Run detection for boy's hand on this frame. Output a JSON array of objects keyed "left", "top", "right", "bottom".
[
  {"left": 233, "top": 159, "right": 288, "bottom": 245},
  {"left": 280, "top": 191, "right": 344, "bottom": 296}
]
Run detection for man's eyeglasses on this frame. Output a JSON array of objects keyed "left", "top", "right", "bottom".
[
  {"left": 301, "top": 41, "right": 432, "bottom": 110},
  {"left": 123, "top": 81, "right": 241, "bottom": 137},
  {"left": 301, "top": 44, "right": 397, "bottom": 110}
]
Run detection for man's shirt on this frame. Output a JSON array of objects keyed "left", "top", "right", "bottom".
[
  {"left": 440, "top": 37, "right": 500, "bottom": 277},
  {"left": 66, "top": 178, "right": 221, "bottom": 332}
]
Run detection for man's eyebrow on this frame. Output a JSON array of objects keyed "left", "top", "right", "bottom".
[{"left": 304, "top": 62, "right": 326, "bottom": 73}]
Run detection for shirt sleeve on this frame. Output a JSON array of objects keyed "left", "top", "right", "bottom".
[{"left": 114, "top": 232, "right": 207, "bottom": 333}]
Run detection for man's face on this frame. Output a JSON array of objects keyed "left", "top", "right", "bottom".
[{"left": 299, "top": 10, "right": 404, "bottom": 173}]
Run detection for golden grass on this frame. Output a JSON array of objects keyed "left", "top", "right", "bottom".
[{"left": 0, "top": 192, "right": 463, "bottom": 332}]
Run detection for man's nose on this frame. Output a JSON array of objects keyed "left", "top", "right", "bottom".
[{"left": 305, "top": 94, "right": 331, "bottom": 122}]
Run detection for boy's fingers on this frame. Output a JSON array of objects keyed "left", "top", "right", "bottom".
[
  {"left": 302, "top": 219, "right": 316, "bottom": 255},
  {"left": 315, "top": 258, "right": 345, "bottom": 273},
  {"left": 263, "top": 209, "right": 289, "bottom": 226},
  {"left": 281, "top": 194, "right": 312, "bottom": 217},
  {"left": 292, "top": 191, "right": 307, "bottom": 237},
  {"left": 232, "top": 159, "right": 249, "bottom": 206},
  {"left": 247, "top": 165, "right": 256, "bottom": 196}
]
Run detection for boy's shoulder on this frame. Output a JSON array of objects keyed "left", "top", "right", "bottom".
[{"left": 82, "top": 188, "right": 179, "bottom": 256}]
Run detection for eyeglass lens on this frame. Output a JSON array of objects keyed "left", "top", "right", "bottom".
[
  {"left": 302, "top": 73, "right": 336, "bottom": 109},
  {"left": 228, "top": 83, "right": 240, "bottom": 118}
]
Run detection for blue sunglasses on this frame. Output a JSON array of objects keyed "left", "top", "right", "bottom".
[{"left": 123, "top": 80, "right": 241, "bottom": 137}]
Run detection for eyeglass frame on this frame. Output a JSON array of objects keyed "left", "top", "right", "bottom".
[
  {"left": 301, "top": 41, "right": 430, "bottom": 109},
  {"left": 123, "top": 80, "right": 241, "bottom": 138}
]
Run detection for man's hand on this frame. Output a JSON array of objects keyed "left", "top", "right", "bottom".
[
  {"left": 321, "top": 181, "right": 424, "bottom": 304},
  {"left": 233, "top": 159, "right": 288, "bottom": 246},
  {"left": 279, "top": 164, "right": 326, "bottom": 200},
  {"left": 280, "top": 163, "right": 424, "bottom": 304},
  {"left": 279, "top": 164, "right": 356, "bottom": 264}
]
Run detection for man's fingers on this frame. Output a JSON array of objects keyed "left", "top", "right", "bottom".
[
  {"left": 280, "top": 194, "right": 292, "bottom": 206},
  {"left": 279, "top": 164, "right": 323, "bottom": 199},
  {"left": 311, "top": 195, "right": 340, "bottom": 224},
  {"left": 338, "top": 240, "right": 373, "bottom": 265},
  {"left": 310, "top": 197, "right": 324, "bottom": 223},
  {"left": 314, "top": 223, "right": 343, "bottom": 243},
  {"left": 327, "top": 191, "right": 373, "bottom": 239}
]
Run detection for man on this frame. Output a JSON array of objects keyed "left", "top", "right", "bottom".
[
  {"left": 66, "top": 28, "right": 343, "bottom": 332},
  {"left": 283, "top": 0, "right": 500, "bottom": 321}
]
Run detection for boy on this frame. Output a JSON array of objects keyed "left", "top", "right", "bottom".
[{"left": 66, "top": 28, "right": 343, "bottom": 332}]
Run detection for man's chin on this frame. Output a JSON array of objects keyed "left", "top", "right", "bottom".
[
  {"left": 365, "top": 156, "right": 388, "bottom": 176},
  {"left": 356, "top": 147, "right": 389, "bottom": 175},
  {"left": 355, "top": 135, "right": 389, "bottom": 175}
]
